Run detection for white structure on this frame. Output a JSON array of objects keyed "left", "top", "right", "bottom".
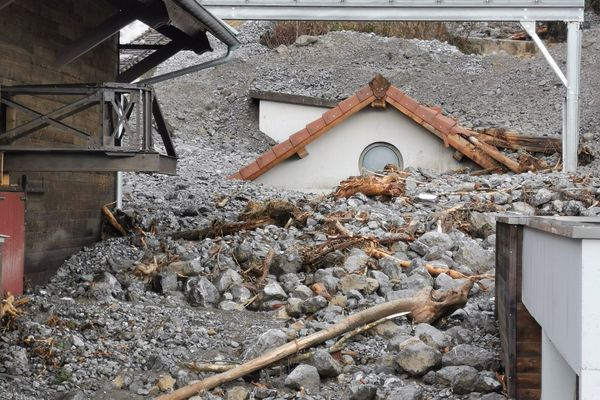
[
  {"left": 255, "top": 97, "right": 463, "bottom": 191},
  {"left": 505, "top": 216, "right": 600, "bottom": 400},
  {"left": 201, "top": 0, "right": 584, "bottom": 172}
]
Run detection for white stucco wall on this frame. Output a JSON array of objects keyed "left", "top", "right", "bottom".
[
  {"left": 259, "top": 100, "right": 329, "bottom": 142},
  {"left": 256, "top": 100, "right": 466, "bottom": 191}
]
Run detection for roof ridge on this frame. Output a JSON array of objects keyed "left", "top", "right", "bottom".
[{"left": 230, "top": 75, "right": 505, "bottom": 181}]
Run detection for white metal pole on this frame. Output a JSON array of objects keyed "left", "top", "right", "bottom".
[
  {"left": 116, "top": 171, "right": 123, "bottom": 209},
  {"left": 564, "top": 21, "right": 582, "bottom": 172}
]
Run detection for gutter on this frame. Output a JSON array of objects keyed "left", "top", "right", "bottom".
[{"left": 139, "top": 0, "right": 240, "bottom": 85}]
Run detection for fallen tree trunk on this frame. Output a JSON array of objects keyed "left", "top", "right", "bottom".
[
  {"left": 156, "top": 281, "right": 473, "bottom": 400},
  {"left": 171, "top": 219, "right": 270, "bottom": 241}
]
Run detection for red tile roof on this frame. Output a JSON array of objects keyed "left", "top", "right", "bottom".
[{"left": 231, "top": 75, "right": 504, "bottom": 181}]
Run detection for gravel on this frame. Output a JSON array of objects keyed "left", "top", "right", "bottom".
[{"left": 3, "top": 19, "right": 600, "bottom": 400}]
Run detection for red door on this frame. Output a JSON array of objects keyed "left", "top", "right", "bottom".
[{"left": 0, "top": 192, "right": 25, "bottom": 295}]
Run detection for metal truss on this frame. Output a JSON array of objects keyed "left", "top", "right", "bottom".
[{"left": 0, "top": 83, "right": 177, "bottom": 174}]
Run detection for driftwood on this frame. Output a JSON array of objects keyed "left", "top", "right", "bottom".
[
  {"left": 184, "top": 311, "right": 410, "bottom": 375},
  {"left": 0, "top": 293, "right": 28, "bottom": 326},
  {"left": 102, "top": 205, "right": 127, "bottom": 236},
  {"left": 478, "top": 128, "right": 561, "bottom": 154},
  {"left": 172, "top": 200, "right": 309, "bottom": 241},
  {"left": 334, "top": 169, "right": 408, "bottom": 199},
  {"left": 156, "top": 281, "right": 473, "bottom": 400}
]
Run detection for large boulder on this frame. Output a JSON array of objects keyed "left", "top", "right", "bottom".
[
  {"left": 311, "top": 349, "right": 342, "bottom": 377},
  {"left": 395, "top": 338, "right": 442, "bottom": 376},
  {"left": 442, "top": 344, "right": 498, "bottom": 371},
  {"left": 284, "top": 364, "right": 320, "bottom": 393},
  {"left": 435, "top": 365, "right": 479, "bottom": 394},
  {"left": 453, "top": 241, "right": 494, "bottom": 274},
  {"left": 185, "top": 277, "right": 220, "bottom": 307}
]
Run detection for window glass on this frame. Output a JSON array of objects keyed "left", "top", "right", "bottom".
[{"left": 359, "top": 142, "right": 403, "bottom": 174}]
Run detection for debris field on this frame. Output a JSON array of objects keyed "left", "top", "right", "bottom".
[{"left": 2, "top": 19, "right": 600, "bottom": 400}]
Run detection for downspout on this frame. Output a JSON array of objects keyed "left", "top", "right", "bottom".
[
  {"left": 116, "top": 171, "right": 123, "bottom": 209},
  {"left": 139, "top": 0, "right": 240, "bottom": 85},
  {"left": 138, "top": 46, "right": 237, "bottom": 84}
]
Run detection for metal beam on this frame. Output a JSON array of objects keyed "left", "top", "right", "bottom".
[
  {"left": 56, "top": 11, "right": 138, "bottom": 66},
  {"left": 520, "top": 21, "right": 567, "bottom": 87},
  {"left": 0, "top": 149, "right": 177, "bottom": 174},
  {"left": 0, "top": 0, "right": 16, "bottom": 11},
  {"left": 564, "top": 21, "right": 582, "bottom": 172},
  {"left": 197, "top": 1, "right": 584, "bottom": 22},
  {"left": 117, "top": 40, "right": 186, "bottom": 83}
]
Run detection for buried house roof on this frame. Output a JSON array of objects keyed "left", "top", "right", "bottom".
[{"left": 231, "top": 75, "right": 561, "bottom": 181}]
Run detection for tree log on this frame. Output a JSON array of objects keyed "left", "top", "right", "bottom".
[{"left": 156, "top": 281, "right": 473, "bottom": 400}]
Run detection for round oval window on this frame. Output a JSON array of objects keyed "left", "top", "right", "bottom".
[{"left": 359, "top": 142, "right": 403, "bottom": 174}]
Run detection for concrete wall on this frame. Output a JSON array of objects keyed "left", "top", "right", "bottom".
[
  {"left": 256, "top": 100, "right": 465, "bottom": 191},
  {"left": 0, "top": 0, "right": 118, "bottom": 283}
]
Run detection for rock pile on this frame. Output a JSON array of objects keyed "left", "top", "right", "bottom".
[{"left": 2, "top": 19, "right": 600, "bottom": 400}]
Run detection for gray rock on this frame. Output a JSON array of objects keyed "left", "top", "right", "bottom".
[
  {"left": 531, "top": 188, "right": 553, "bottom": 206},
  {"left": 185, "top": 276, "right": 220, "bottom": 307},
  {"left": 219, "top": 300, "right": 244, "bottom": 311},
  {"left": 344, "top": 252, "right": 370, "bottom": 274},
  {"left": 442, "top": 344, "right": 498, "bottom": 371},
  {"left": 71, "top": 334, "right": 85, "bottom": 348},
  {"left": 405, "top": 269, "right": 433, "bottom": 290},
  {"left": 284, "top": 364, "right": 320, "bottom": 393},
  {"left": 436, "top": 365, "right": 479, "bottom": 394},
  {"left": 446, "top": 326, "right": 473, "bottom": 345},
  {"left": 386, "top": 289, "right": 418, "bottom": 302},
  {"left": 453, "top": 241, "right": 494, "bottom": 274},
  {"left": 230, "top": 285, "right": 252, "bottom": 303},
  {"left": 434, "top": 273, "right": 467, "bottom": 291},
  {"left": 313, "top": 270, "right": 339, "bottom": 293},
  {"left": 379, "top": 256, "right": 406, "bottom": 280},
  {"left": 368, "top": 270, "right": 391, "bottom": 294},
  {"left": 156, "top": 271, "right": 178, "bottom": 293},
  {"left": 311, "top": 349, "right": 341, "bottom": 377},
  {"left": 395, "top": 338, "right": 442, "bottom": 376},
  {"left": 301, "top": 296, "right": 328, "bottom": 314},
  {"left": 244, "top": 329, "right": 288, "bottom": 360},
  {"left": 233, "top": 242, "right": 252, "bottom": 263},
  {"left": 225, "top": 386, "right": 249, "bottom": 400},
  {"left": 388, "top": 334, "right": 415, "bottom": 352},
  {"left": 414, "top": 323, "right": 450, "bottom": 350},
  {"left": 292, "top": 284, "right": 314, "bottom": 300},
  {"left": 263, "top": 281, "right": 287, "bottom": 300},
  {"left": 214, "top": 269, "right": 243, "bottom": 293},
  {"left": 349, "top": 383, "right": 377, "bottom": 400},
  {"left": 294, "top": 35, "right": 318, "bottom": 47},
  {"left": 166, "top": 259, "right": 203, "bottom": 276},
  {"left": 511, "top": 202, "right": 536, "bottom": 216},
  {"left": 272, "top": 251, "right": 303, "bottom": 275},
  {"left": 286, "top": 297, "right": 304, "bottom": 317},
  {"left": 89, "top": 272, "right": 123, "bottom": 301},
  {"left": 474, "top": 371, "right": 502, "bottom": 393},
  {"left": 387, "top": 385, "right": 424, "bottom": 400},
  {"left": 469, "top": 212, "right": 496, "bottom": 237},
  {"left": 279, "top": 273, "right": 301, "bottom": 293},
  {"left": 339, "top": 275, "right": 379, "bottom": 294},
  {"left": 413, "top": 231, "right": 454, "bottom": 254}
]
